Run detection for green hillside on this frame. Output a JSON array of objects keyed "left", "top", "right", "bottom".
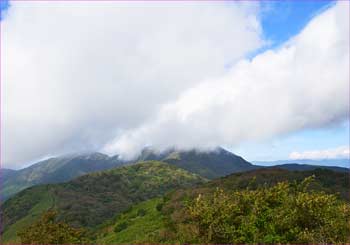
[
  {"left": 90, "top": 167, "right": 350, "bottom": 244},
  {"left": 2, "top": 164, "right": 349, "bottom": 244},
  {"left": 1, "top": 161, "right": 205, "bottom": 244},
  {"left": 1, "top": 153, "right": 123, "bottom": 200},
  {"left": 0, "top": 186, "right": 55, "bottom": 243}
]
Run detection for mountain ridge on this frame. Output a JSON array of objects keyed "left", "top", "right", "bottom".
[
  {"left": 1, "top": 152, "right": 124, "bottom": 200},
  {"left": 1, "top": 147, "right": 255, "bottom": 199},
  {"left": 2, "top": 148, "right": 348, "bottom": 200},
  {"left": 253, "top": 158, "right": 349, "bottom": 168}
]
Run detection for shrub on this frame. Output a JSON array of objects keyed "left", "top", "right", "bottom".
[
  {"left": 156, "top": 202, "right": 164, "bottom": 211},
  {"left": 18, "top": 210, "right": 89, "bottom": 244},
  {"left": 187, "top": 176, "right": 350, "bottom": 244},
  {"left": 114, "top": 221, "right": 128, "bottom": 233},
  {"left": 137, "top": 208, "right": 147, "bottom": 217}
]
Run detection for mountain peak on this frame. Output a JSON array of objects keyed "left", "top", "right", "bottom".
[{"left": 73, "top": 152, "right": 109, "bottom": 161}]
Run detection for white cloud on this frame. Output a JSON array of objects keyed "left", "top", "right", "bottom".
[
  {"left": 1, "top": 1, "right": 263, "bottom": 168},
  {"left": 289, "top": 146, "right": 350, "bottom": 160},
  {"left": 104, "top": 1, "right": 349, "bottom": 159},
  {"left": 2, "top": 1, "right": 349, "bottom": 168}
]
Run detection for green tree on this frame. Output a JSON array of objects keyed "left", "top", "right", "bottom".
[{"left": 18, "top": 210, "right": 89, "bottom": 244}]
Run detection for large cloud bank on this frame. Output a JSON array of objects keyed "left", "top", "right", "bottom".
[
  {"left": 104, "top": 1, "right": 349, "bottom": 159},
  {"left": 1, "top": 1, "right": 348, "bottom": 168}
]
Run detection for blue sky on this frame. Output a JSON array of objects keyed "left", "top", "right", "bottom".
[
  {"left": 1, "top": 0, "right": 350, "bottom": 165},
  {"left": 246, "top": 1, "right": 335, "bottom": 59},
  {"left": 0, "top": 0, "right": 9, "bottom": 20},
  {"left": 260, "top": 1, "right": 334, "bottom": 46},
  {"left": 233, "top": 121, "right": 349, "bottom": 161}
]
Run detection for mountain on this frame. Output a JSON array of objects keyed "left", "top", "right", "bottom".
[
  {"left": 1, "top": 168, "right": 17, "bottom": 183},
  {"left": 253, "top": 158, "right": 349, "bottom": 168},
  {"left": 1, "top": 161, "right": 205, "bottom": 244},
  {"left": 4, "top": 148, "right": 347, "bottom": 200},
  {"left": 1, "top": 152, "right": 124, "bottom": 200},
  {"left": 138, "top": 147, "right": 258, "bottom": 179},
  {"left": 266, "top": 163, "right": 349, "bottom": 173},
  {"left": 96, "top": 167, "right": 350, "bottom": 244},
  {"left": 1, "top": 148, "right": 254, "bottom": 199}
]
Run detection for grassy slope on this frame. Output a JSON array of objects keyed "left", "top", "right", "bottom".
[{"left": 96, "top": 198, "right": 165, "bottom": 244}]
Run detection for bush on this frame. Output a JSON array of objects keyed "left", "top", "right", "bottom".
[
  {"left": 137, "top": 208, "right": 147, "bottom": 217},
  {"left": 114, "top": 221, "right": 128, "bottom": 233},
  {"left": 187, "top": 176, "right": 350, "bottom": 244},
  {"left": 156, "top": 202, "right": 164, "bottom": 211},
  {"left": 18, "top": 210, "right": 89, "bottom": 244}
]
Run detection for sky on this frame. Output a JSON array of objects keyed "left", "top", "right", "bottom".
[{"left": 0, "top": 0, "right": 349, "bottom": 169}]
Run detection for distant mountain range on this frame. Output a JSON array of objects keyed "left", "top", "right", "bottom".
[
  {"left": 253, "top": 158, "right": 349, "bottom": 168},
  {"left": 265, "top": 163, "right": 349, "bottom": 173},
  {"left": 1, "top": 148, "right": 348, "bottom": 200}
]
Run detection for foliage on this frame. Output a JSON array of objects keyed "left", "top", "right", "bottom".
[
  {"left": 53, "top": 161, "right": 204, "bottom": 227},
  {"left": 137, "top": 208, "right": 147, "bottom": 217},
  {"left": 186, "top": 176, "right": 350, "bottom": 244},
  {"left": 3, "top": 164, "right": 350, "bottom": 244},
  {"left": 2, "top": 161, "right": 205, "bottom": 239},
  {"left": 0, "top": 190, "right": 55, "bottom": 244},
  {"left": 114, "top": 222, "right": 128, "bottom": 233},
  {"left": 17, "top": 210, "right": 89, "bottom": 244}
]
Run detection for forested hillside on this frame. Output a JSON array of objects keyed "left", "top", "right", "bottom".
[
  {"left": 96, "top": 168, "right": 350, "bottom": 244},
  {"left": 0, "top": 161, "right": 205, "bottom": 243}
]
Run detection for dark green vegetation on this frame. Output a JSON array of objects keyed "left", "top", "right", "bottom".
[
  {"left": 1, "top": 152, "right": 123, "bottom": 199},
  {"left": 1, "top": 161, "right": 205, "bottom": 243}
]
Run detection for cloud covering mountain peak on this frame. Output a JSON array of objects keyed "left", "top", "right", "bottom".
[{"left": 1, "top": 1, "right": 348, "bottom": 167}]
